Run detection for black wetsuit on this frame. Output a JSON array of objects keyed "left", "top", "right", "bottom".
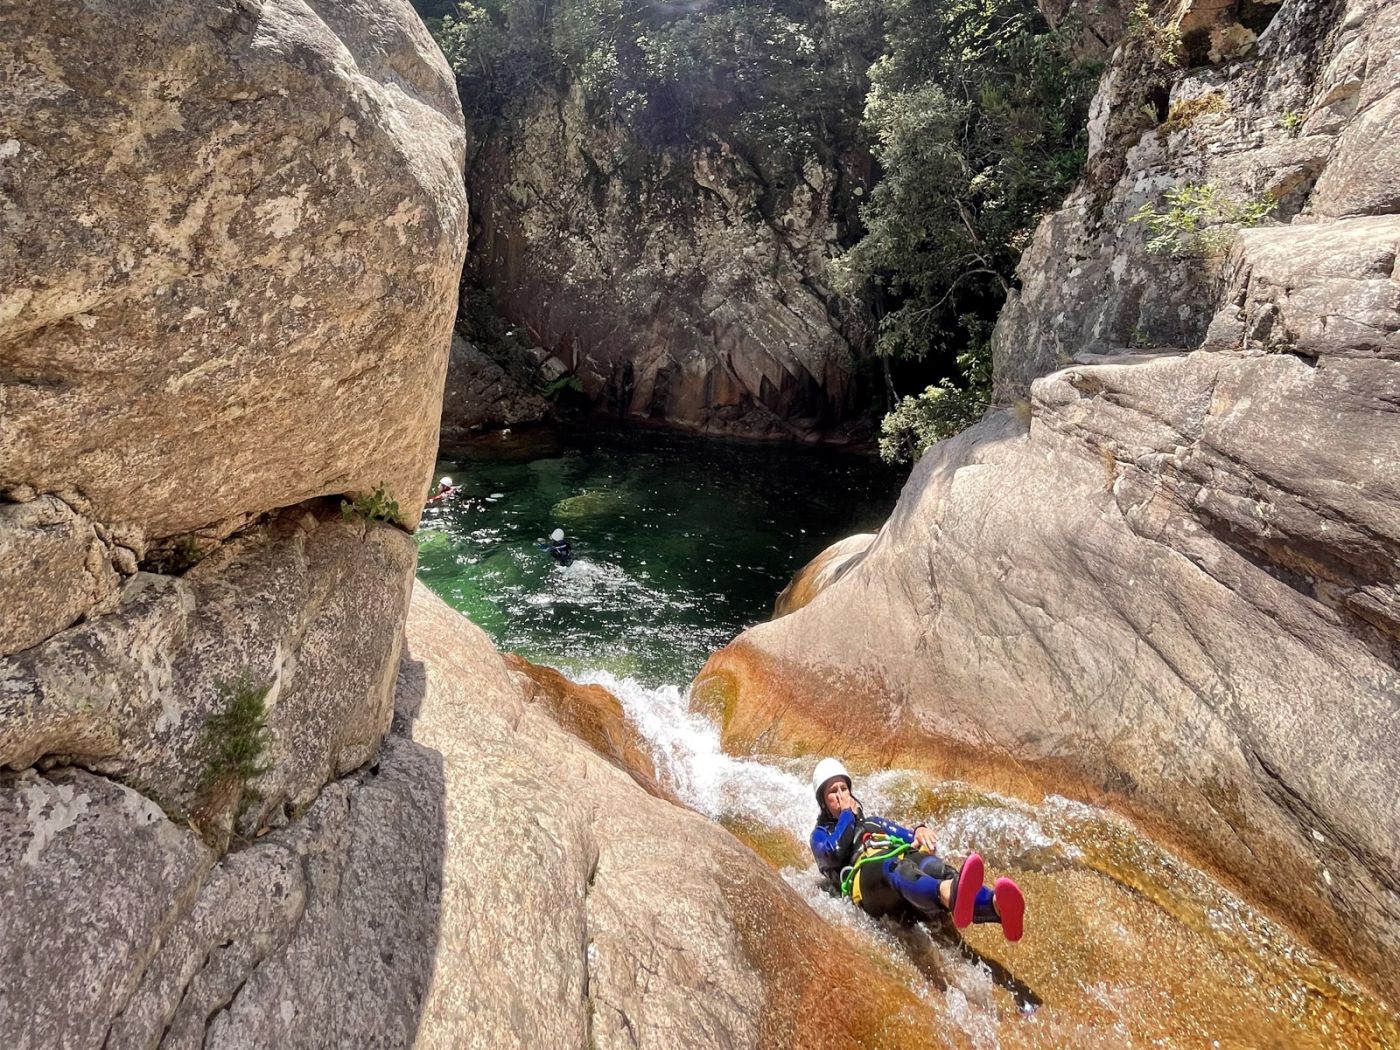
[{"left": 811, "top": 804, "right": 996, "bottom": 923}]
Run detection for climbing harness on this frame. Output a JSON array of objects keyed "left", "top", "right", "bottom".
[{"left": 839, "top": 833, "right": 913, "bottom": 905}]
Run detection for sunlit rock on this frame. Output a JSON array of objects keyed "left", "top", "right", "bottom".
[
  {"left": 0, "top": 507, "right": 416, "bottom": 844},
  {"left": 0, "top": 0, "right": 469, "bottom": 542},
  {"left": 773, "top": 533, "right": 875, "bottom": 618},
  {"left": 701, "top": 348, "right": 1400, "bottom": 1000}
]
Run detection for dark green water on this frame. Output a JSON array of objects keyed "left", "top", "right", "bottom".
[{"left": 415, "top": 428, "right": 902, "bottom": 686}]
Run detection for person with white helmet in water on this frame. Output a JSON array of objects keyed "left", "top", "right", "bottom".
[
  {"left": 539, "top": 527, "right": 572, "bottom": 565},
  {"left": 810, "top": 757, "right": 1025, "bottom": 941},
  {"left": 427, "top": 476, "right": 457, "bottom": 505}
]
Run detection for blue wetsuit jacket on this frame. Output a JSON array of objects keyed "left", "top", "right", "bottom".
[{"left": 810, "top": 806, "right": 917, "bottom": 888}]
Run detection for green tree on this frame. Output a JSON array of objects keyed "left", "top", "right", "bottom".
[{"left": 833, "top": 0, "right": 1098, "bottom": 461}]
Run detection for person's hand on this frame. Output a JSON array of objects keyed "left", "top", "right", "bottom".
[{"left": 912, "top": 824, "right": 937, "bottom": 853}]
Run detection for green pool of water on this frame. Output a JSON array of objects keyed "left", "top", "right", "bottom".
[{"left": 415, "top": 427, "right": 902, "bottom": 685}]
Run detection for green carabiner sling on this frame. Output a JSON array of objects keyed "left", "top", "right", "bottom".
[{"left": 839, "top": 835, "right": 913, "bottom": 899}]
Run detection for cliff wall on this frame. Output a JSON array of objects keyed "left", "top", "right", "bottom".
[
  {"left": 460, "top": 5, "right": 874, "bottom": 440},
  {"left": 0, "top": 0, "right": 469, "bottom": 1040}
]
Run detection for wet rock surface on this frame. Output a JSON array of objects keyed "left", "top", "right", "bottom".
[
  {"left": 772, "top": 532, "right": 874, "bottom": 619},
  {"left": 704, "top": 0, "right": 1400, "bottom": 1008},
  {"left": 0, "top": 587, "right": 948, "bottom": 1049},
  {"left": 701, "top": 347, "right": 1400, "bottom": 1001}
]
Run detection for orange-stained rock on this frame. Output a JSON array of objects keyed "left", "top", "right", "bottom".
[
  {"left": 722, "top": 770, "right": 1400, "bottom": 1048},
  {"left": 505, "top": 653, "right": 670, "bottom": 801},
  {"left": 772, "top": 533, "right": 875, "bottom": 619},
  {"left": 700, "top": 350, "right": 1400, "bottom": 1004}
]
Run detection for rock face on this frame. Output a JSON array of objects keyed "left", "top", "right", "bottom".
[
  {"left": 994, "top": 0, "right": 1397, "bottom": 396},
  {"left": 0, "top": 496, "right": 128, "bottom": 655},
  {"left": 438, "top": 333, "right": 551, "bottom": 447},
  {"left": 701, "top": 353, "right": 1400, "bottom": 1000},
  {"left": 469, "top": 86, "right": 869, "bottom": 440},
  {"left": 772, "top": 532, "right": 874, "bottom": 618},
  {"left": 0, "top": 2, "right": 478, "bottom": 1042},
  {"left": 702, "top": 0, "right": 1400, "bottom": 1004},
  {"left": 0, "top": 506, "right": 417, "bottom": 840},
  {"left": 1, "top": 586, "right": 948, "bottom": 1049},
  {"left": 0, "top": 0, "right": 469, "bottom": 540}
]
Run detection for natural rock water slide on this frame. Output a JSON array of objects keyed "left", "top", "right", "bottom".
[
  {"left": 587, "top": 665, "right": 1400, "bottom": 1047},
  {"left": 3, "top": 0, "right": 1398, "bottom": 1045}
]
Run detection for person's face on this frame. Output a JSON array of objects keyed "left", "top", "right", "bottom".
[{"left": 823, "top": 778, "right": 854, "bottom": 818}]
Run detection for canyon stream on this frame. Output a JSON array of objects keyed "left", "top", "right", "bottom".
[{"left": 417, "top": 429, "right": 1399, "bottom": 1049}]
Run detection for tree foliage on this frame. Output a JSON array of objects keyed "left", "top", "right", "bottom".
[
  {"left": 832, "top": 0, "right": 1098, "bottom": 461},
  {"left": 419, "top": 0, "right": 862, "bottom": 166},
  {"left": 1130, "top": 182, "right": 1275, "bottom": 258},
  {"left": 878, "top": 317, "right": 993, "bottom": 463},
  {"left": 415, "top": 0, "right": 1098, "bottom": 464}
]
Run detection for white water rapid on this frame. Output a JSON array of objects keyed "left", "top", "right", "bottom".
[{"left": 570, "top": 669, "right": 1400, "bottom": 1049}]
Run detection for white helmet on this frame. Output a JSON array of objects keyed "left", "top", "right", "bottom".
[
  {"left": 811, "top": 757, "right": 851, "bottom": 805},
  {"left": 439, "top": 476, "right": 453, "bottom": 487},
  {"left": 550, "top": 528, "right": 565, "bottom": 542}
]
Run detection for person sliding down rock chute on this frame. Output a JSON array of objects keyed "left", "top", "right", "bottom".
[
  {"left": 539, "top": 527, "right": 572, "bottom": 565},
  {"left": 810, "top": 758, "right": 1025, "bottom": 941}
]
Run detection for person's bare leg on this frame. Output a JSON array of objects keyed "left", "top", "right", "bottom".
[{"left": 939, "top": 879, "right": 952, "bottom": 908}]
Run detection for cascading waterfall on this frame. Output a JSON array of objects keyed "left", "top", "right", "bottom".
[
  {"left": 574, "top": 668, "right": 1400, "bottom": 1049},
  {"left": 419, "top": 434, "right": 1399, "bottom": 1047},
  {"left": 577, "top": 669, "right": 1081, "bottom": 1041}
]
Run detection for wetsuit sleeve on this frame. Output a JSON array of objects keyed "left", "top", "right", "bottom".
[
  {"left": 862, "top": 815, "right": 916, "bottom": 843},
  {"left": 810, "top": 809, "right": 858, "bottom": 876}
]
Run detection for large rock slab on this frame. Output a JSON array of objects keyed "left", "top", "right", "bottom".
[
  {"left": 0, "top": 507, "right": 417, "bottom": 839},
  {"left": 1, "top": 585, "right": 946, "bottom": 1049},
  {"left": 1203, "top": 215, "right": 1400, "bottom": 359},
  {"left": 0, "top": 0, "right": 469, "bottom": 537},
  {"left": 0, "top": 767, "right": 213, "bottom": 1050},
  {"left": 698, "top": 349, "right": 1400, "bottom": 1001},
  {"left": 772, "top": 532, "right": 874, "bottom": 618}
]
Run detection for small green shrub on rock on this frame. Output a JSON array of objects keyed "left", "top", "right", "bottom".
[
  {"left": 1125, "top": 0, "right": 1182, "bottom": 68},
  {"left": 542, "top": 374, "right": 584, "bottom": 401},
  {"left": 1161, "top": 91, "right": 1226, "bottom": 134},
  {"left": 878, "top": 331, "right": 992, "bottom": 465},
  {"left": 201, "top": 676, "right": 272, "bottom": 790},
  {"left": 340, "top": 484, "right": 404, "bottom": 526},
  {"left": 193, "top": 674, "right": 273, "bottom": 846},
  {"left": 1130, "top": 182, "right": 1275, "bottom": 257}
]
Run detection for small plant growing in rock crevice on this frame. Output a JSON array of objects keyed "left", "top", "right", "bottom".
[
  {"left": 1130, "top": 182, "right": 1275, "bottom": 257},
  {"left": 340, "top": 483, "right": 403, "bottom": 526},
  {"left": 1125, "top": 0, "right": 1183, "bottom": 68},
  {"left": 192, "top": 674, "right": 273, "bottom": 848},
  {"left": 542, "top": 374, "right": 584, "bottom": 401},
  {"left": 1160, "top": 91, "right": 1226, "bottom": 134}
]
